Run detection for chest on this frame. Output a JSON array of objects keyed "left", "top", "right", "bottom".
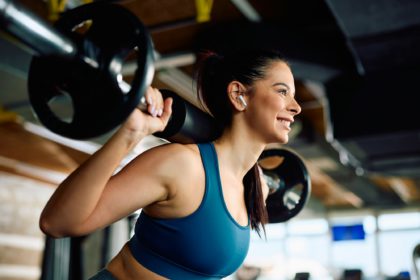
[{"left": 164, "top": 168, "right": 249, "bottom": 225}]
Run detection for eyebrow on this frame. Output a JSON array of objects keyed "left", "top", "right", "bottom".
[{"left": 272, "top": 82, "right": 290, "bottom": 90}]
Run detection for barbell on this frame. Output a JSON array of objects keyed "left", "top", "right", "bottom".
[
  {"left": 0, "top": 0, "right": 310, "bottom": 223},
  {"left": 1, "top": 0, "right": 154, "bottom": 139}
]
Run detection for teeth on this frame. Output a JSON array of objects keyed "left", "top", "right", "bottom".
[{"left": 280, "top": 120, "right": 290, "bottom": 127}]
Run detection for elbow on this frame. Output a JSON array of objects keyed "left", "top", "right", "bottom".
[
  {"left": 39, "top": 216, "right": 63, "bottom": 238},
  {"left": 39, "top": 214, "right": 71, "bottom": 238},
  {"left": 39, "top": 213, "right": 90, "bottom": 238}
]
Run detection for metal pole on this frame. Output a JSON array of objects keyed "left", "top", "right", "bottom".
[{"left": 0, "top": 0, "right": 77, "bottom": 58}]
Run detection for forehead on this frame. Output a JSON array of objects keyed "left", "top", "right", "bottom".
[{"left": 263, "top": 61, "right": 295, "bottom": 91}]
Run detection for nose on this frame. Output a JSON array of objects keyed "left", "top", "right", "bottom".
[{"left": 288, "top": 97, "right": 301, "bottom": 115}]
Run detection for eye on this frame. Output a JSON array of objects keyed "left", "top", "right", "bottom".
[{"left": 277, "top": 89, "right": 288, "bottom": 96}]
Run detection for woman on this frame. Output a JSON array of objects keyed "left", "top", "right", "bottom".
[{"left": 39, "top": 49, "right": 301, "bottom": 279}]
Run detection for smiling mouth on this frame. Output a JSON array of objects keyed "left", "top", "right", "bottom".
[
  {"left": 280, "top": 119, "right": 291, "bottom": 128},
  {"left": 277, "top": 118, "right": 292, "bottom": 130}
]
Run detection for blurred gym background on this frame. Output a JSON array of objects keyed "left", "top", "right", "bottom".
[{"left": 1, "top": 0, "right": 420, "bottom": 279}]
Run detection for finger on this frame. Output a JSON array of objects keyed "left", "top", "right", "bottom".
[
  {"left": 138, "top": 86, "right": 151, "bottom": 111},
  {"left": 144, "top": 86, "right": 154, "bottom": 105},
  {"left": 147, "top": 87, "right": 159, "bottom": 117},
  {"left": 143, "top": 87, "right": 154, "bottom": 114},
  {"left": 160, "top": 97, "right": 173, "bottom": 125},
  {"left": 153, "top": 88, "right": 164, "bottom": 117}
]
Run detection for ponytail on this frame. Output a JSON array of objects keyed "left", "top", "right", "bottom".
[
  {"left": 194, "top": 51, "right": 233, "bottom": 127},
  {"left": 244, "top": 164, "right": 268, "bottom": 237}
]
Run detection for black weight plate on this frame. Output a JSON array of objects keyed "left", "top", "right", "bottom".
[
  {"left": 28, "top": 2, "right": 154, "bottom": 139},
  {"left": 259, "top": 148, "right": 311, "bottom": 223}
]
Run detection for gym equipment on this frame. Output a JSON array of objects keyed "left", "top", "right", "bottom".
[
  {"left": 1, "top": 0, "right": 311, "bottom": 222},
  {"left": 1, "top": 0, "right": 154, "bottom": 139},
  {"left": 259, "top": 148, "right": 311, "bottom": 223},
  {"left": 154, "top": 89, "right": 222, "bottom": 143}
]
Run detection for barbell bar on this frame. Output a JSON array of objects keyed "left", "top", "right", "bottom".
[{"left": 0, "top": 0, "right": 311, "bottom": 223}]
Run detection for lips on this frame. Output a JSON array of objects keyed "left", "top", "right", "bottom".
[{"left": 277, "top": 117, "right": 294, "bottom": 130}]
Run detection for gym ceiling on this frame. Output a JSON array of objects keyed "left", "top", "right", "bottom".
[{"left": 0, "top": 0, "right": 419, "bottom": 214}]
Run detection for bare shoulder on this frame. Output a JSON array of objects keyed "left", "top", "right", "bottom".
[
  {"left": 139, "top": 142, "right": 200, "bottom": 168},
  {"left": 140, "top": 143, "right": 206, "bottom": 216},
  {"left": 128, "top": 142, "right": 203, "bottom": 185}
]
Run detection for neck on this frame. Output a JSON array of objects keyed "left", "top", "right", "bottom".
[{"left": 213, "top": 122, "right": 266, "bottom": 179}]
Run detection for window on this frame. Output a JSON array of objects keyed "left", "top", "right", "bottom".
[{"left": 329, "top": 213, "right": 377, "bottom": 277}]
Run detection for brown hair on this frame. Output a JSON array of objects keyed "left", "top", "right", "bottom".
[{"left": 194, "top": 49, "right": 289, "bottom": 236}]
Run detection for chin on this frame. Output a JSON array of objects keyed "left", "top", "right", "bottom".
[
  {"left": 279, "top": 137, "right": 289, "bottom": 144},
  {"left": 272, "top": 134, "right": 289, "bottom": 144}
]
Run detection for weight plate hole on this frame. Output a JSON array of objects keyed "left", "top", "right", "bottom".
[
  {"left": 116, "top": 47, "right": 139, "bottom": 94},
  {"left": 47, "top": 88, "right": 74, "bottom": 124}
]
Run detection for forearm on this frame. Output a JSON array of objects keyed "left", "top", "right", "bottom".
[{"left": 40, "top": 127, "right": 145, "bottom": 237}]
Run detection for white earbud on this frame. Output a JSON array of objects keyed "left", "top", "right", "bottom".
[{"left": 237, "top": 95, "right": 247, "bottom": 108}]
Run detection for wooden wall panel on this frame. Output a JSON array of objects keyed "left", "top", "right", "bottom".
[{"left": 0, "top": 122, "right": 84, "bottom": 174}]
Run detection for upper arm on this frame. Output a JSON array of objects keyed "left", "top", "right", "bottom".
[{"left": 76, "top": 143, "right": 191, "bottom": 235}]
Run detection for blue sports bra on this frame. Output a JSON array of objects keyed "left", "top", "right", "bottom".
[{"left": 128, "top": 142, "right": 250, "bottom": 279}]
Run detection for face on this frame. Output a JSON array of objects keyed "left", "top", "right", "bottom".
[{"left": 244, "top": 61, "right": 301, "bottom": 144}]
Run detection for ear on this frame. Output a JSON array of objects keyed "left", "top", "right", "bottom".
[{"left": 227, "top": 81, "right": 247, "bottom": 111}]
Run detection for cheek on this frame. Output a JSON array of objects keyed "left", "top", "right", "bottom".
[
  {"left": 256, "top": 96, "right": 281, "bottom": 116},
  {"left": 271, "top": 96, "right": 286, "bottom": 111},
  {"left": 245, "top": 101, "right": 278, "bottom": 133},
  {"left": 245, "top": 94, "right": 285, "bottom": 133},
  {"left": 262, "top": 93, "right": 284, "bottom": 112}
]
